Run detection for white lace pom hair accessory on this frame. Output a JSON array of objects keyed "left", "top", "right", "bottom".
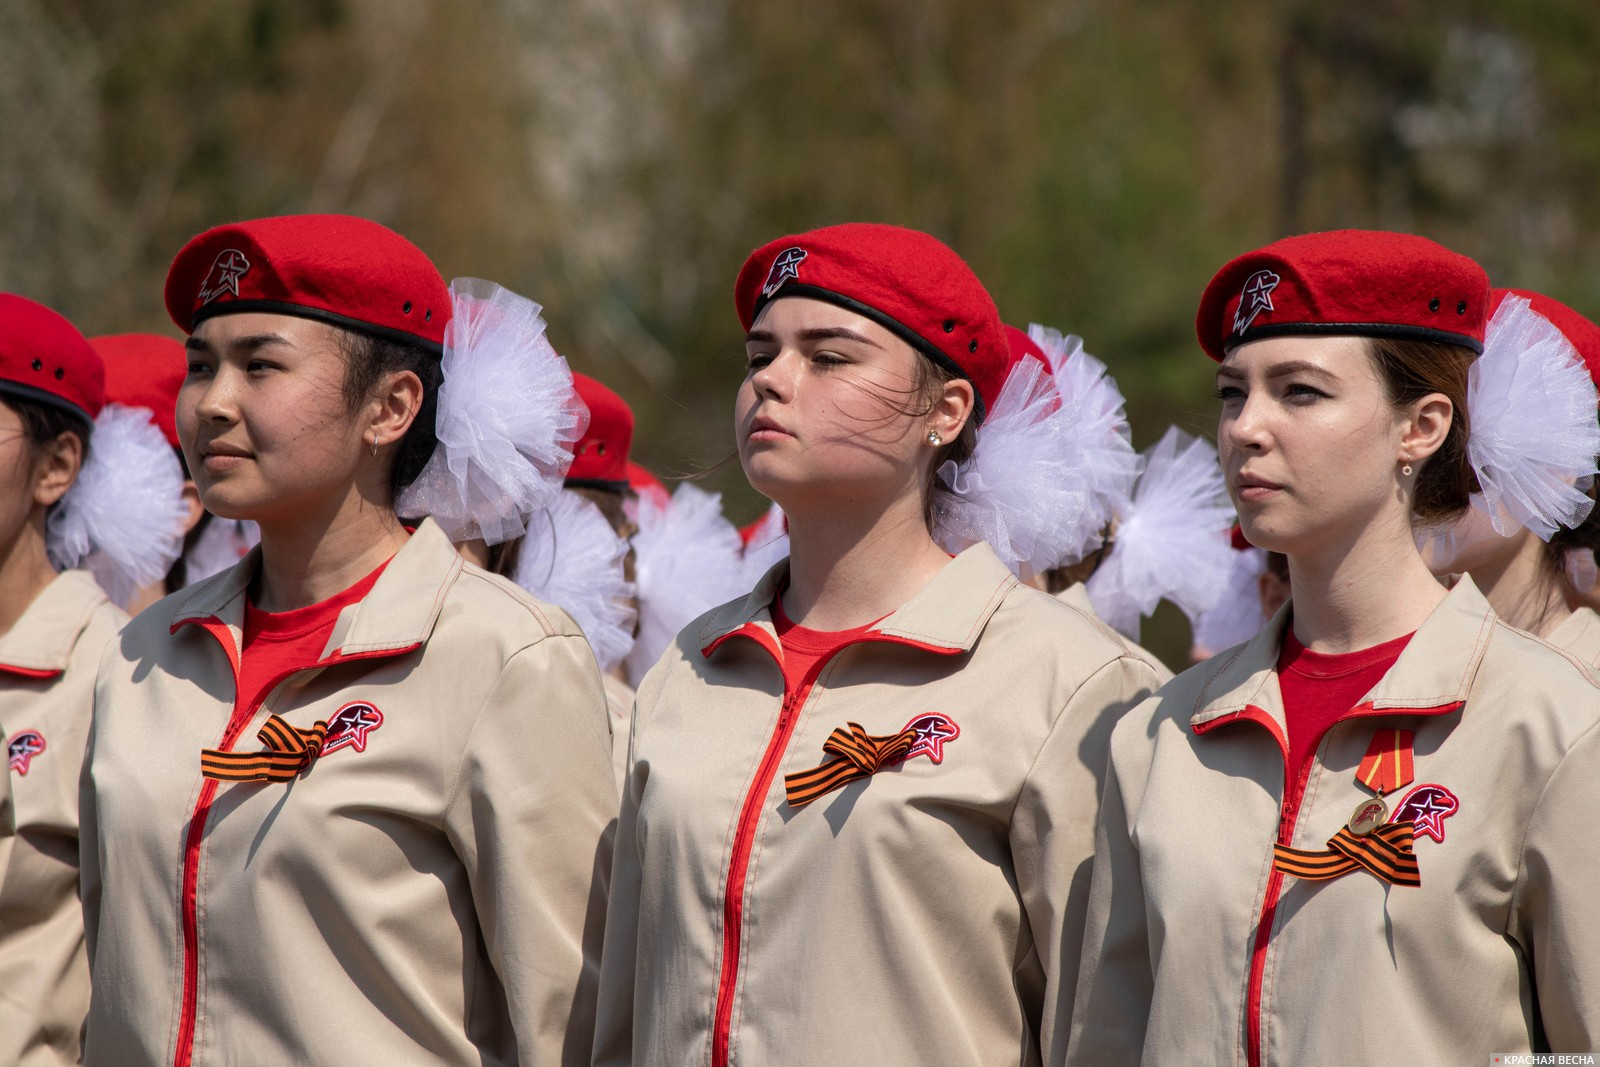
[
  {"left": 1462, "top": 292, "right": 1600, "bottom": 540},
  {"left": 1191, "top": 533, "right": 1270, "bottom": 656},
  {"left": 515, "top": 489, "right": 638, "bottom": 674},
  {"left": 49, "top": 404, "right": 189, "bottom": 609},
  {"left": 182, "top": 518, "right": 261, "bottom": 587},
  {"left": 932, "top": 353, "right": 1093, "bottom": 580},
  {"left": 396, "top": 278, "right": 589, "bottom": 545},
  {"left": 625, "top": 483, "right": 748, "bottom": 687},
  {"left": 1027, "top": 324, "right": 1142, "bottom": 556},
  {"left": 740, "top": 502, "right": 790, "bottom": 590},
  {"left": 1085, "top": 426, "right": 1237, "bottom": 641}
]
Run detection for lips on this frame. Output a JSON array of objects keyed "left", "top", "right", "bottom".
[
  {"left": 745, "top": 414, "right": 793, "bottom": 441},
  {"left": 1234, "top": 471, "right": 1283, "bottom": 503}
]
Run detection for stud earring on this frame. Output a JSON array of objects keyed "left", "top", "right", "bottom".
[{"left": 927, "top": 430, "right": 943, "bottom": 446}]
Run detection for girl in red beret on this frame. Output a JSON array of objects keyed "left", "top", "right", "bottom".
[
  {"left": 1420, "top": 288, "right": 1600, "bottom": 664},
  {"left": 594, "top": 223, "right": 1167, "bottom": 1067},
  {"left": 0, "top": 296, "right": 185, "bottom": 1067},
  {"left": 78, "top": 215, "right": 615, "bottom": 1067},
  {"left": 1070, "top": 231, "right": 1600, "bottom": 1065}
]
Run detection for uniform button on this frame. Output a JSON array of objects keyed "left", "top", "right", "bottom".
[{"left": 1347, "top": 796, "right": 1389, "bottom": 836}]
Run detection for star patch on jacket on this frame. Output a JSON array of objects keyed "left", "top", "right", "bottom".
[
  {"left": 7, "top": 729, "right": 45, "bottom": 775},
  {"left": 200, "top": 701, "right": 385, "bottom": 783},
  {"left": 1392, "top": 783, "right": 1459, "bottom": 843},
  {"left": 784, "top": 713, "right": 959, "bottom": 808}
]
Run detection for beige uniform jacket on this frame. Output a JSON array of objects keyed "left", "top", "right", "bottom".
[
  {"left": 80, "top": 520, "right": 615, "bottom": 1067},
  {"left": 0, "top": 571, "right": 125, "bottom": 1067},
  {"left": 594, "top": 543, "right": 1164, "bottom": 1067},
  {"left": 602, "top": 671, "right": 635, "bottom": 795},
  {"left": 1054, "top": 583, "right": 1174, "bottom": 684},
  {"left": 1549, "top": 606, "right": 1600, "bottom": 667},
  {"left": 1069, "top": 577, "right": 1600, "bottom": 1066}
]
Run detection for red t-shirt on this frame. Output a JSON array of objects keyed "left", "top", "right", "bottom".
[
  {"left": 1277, "top": 626, "right": 1413, "bottom": 791},
  {"left": 236, "top": 559, "right": 391, "bottom": 713},
  {"left": 771, "top": 596, "right": 881, "bottom": 695}
]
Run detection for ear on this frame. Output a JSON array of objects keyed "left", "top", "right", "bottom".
[
  {"left": 927, "top": 376, "right": 976, "bottom": 445},
  {"left": 178, "top": 479, "right": 206, "bottom": 534},
  {"left": 1398, "top": 391, "right": 1453, "bottom": 466},
  {"left": 367, "top": 369, "right": 425, "bottom": 452},
  {"left": 31, "top": 429, "right": 84, "bottom": 508}
]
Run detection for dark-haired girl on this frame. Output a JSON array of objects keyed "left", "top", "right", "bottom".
[
  {"left": 79, "top": 215, "right": 615, "bottom": 1067},
  {"left": 1070, "top": 232, "right": 1600, "bottom": 1065}
]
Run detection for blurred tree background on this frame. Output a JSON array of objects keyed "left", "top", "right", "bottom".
[{"left": 5, "top": 0, "right": 1599, "bottom": 661}]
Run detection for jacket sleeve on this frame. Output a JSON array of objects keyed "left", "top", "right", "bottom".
[
  {"left": 1508, "top": 717, "right": 1600, "bottom": 1052},
  {"left": 589, "top": 688, "right": 646, "bottom": 1067},
  {"left": 444, "top": 634, "right": 616, "bottom": 1067},
  {"left": 1064, "top": 701, "right": 1157, "bottom": 1066},
  {"left": 1012, "top": 655, "right": 1161, "bottom": 1067}
]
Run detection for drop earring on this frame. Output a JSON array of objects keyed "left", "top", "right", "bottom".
[
  {"left": 370, "top": 436, "right": 379, "bottom": 457},
  {"left": 1401, "top": 458, "right": 1413, "bottom": 477}
]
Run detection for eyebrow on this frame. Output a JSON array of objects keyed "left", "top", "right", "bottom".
[
  {"left": 184, "top": 333, "right": 294, "bottom": 355},
  {"left": 745, "top": 326, "right": 882, "bottom": 348},
  {"left": 1216, "top": 359, "right": 1340, "bottom": 382}
]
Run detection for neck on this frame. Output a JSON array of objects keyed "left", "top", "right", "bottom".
[
  {"left": 1285, "top": 514, "right": 1447, "bottom": 654},
  {"left": 0, "top": 516, "right": 59, "bottom": 638},
  {"left": 779, "top": 488, "right": 951, "bottom": 631},
  {"left": 1468, "top": 527, "right": 1571, "bottom": 638},
  {"left": 251, "top": 488, "right": 408, "bottom": 612}
]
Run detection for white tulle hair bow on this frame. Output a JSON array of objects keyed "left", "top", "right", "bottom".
[
  {"left": 396, "top": 278, "right": 588, "bottom": 545},
  {"left": 515, "top": 489, "right": 638, "bottom": 674},
  {"left": 1028, "top": 324, "right": 1143, "bottom": 557},
  {"left": 182, "top": 518, "right": 261, "bottom": 587},
  {"left": 933, "top": 355, "right": 1094, "bottom": 579},
  {"left": 1465, "top": 293, "right": 1600, "bottom": 539},
  {"left": 1086, "top": 426, "right": 1237, "bottom": 640},
  {"left": 1190, "top": 543, "right": 1270, "bottom": 655},
  {"left": 624, "top": 483, "right": 749, "bottom": 686},
  {"left": 48, "top": 404, "right": 189, "bottom": 609},
  {"left": 740, "top": 501, "right": 790, "bottom": 589}
]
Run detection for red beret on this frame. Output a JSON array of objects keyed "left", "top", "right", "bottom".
[
  {"left": 1492, "top": 288, "right": 1600, "bottom": 388},
  {"left": 1196, "top": 230, "right": 1489, "bottom": 362},
  {"left": 0, "top": 293, "right": 104, "bottom": 423},
  {"left": 565, "top": 372, "right": 634, "bottom": 487},
  {"left": 164, "top": 214, "right": 450, "bottom": 352},
  {"left": 91, "top": 334, "right": 186, "bottom": 448},
  {"left": 735, "top": 223, "right": 1006, "bottom": 423},
  {"left": 1003, "top": 324, "right": 1050, "bottom": 372}
]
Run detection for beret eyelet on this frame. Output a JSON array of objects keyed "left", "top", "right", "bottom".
[
  {"left": 402, "top": 301, "right": 413, "bottom": 314},
  {"left": 596, "top": 443, "right": 607, "bottom": 455},
  {"left": 1429, "top": 298, "right": 1441, "bottom": 312},
  {"left": 31, "top": 359, "right": 42, "bottom": 371},
  {"left": 968, "top": 339, "right": 978, "bottom": 353},
  {"left": 943, "top": 320, "right": 956, "bottom": 333},
  {"left": 425, "top": 310, "right": 433, "bottom": 323},
  {"left": 54, "top": 367, "right": 65, "bottom": 380},
  {"left": 1457, "top": 301, "right": 1468, "bottom": 315}
]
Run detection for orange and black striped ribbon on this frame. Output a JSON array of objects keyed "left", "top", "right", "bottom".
[
  {"left": 1355, "top": 727, "right": 1414, "bottom": 795},
  {"left": 785, "top": 722, "right": 918, "bottom": 808},
  {"left": 1273, "top": 821, "right": 1421, "bottom": 887},
  {"left": 201, "top": 714, "right": 328, "bottom": 782}
]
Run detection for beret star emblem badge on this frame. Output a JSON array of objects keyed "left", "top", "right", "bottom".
[
  {"left": 1233, "top": 268, "right": 1281, "bottom": 334},
  {"left": 761, "top": 247, "right": 807, "bottom": 297},
  {"left": 198, "top": 248, "right": 251, "bottom": 305}
]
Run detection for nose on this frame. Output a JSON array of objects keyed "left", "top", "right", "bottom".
[
  {"left": 190, "top": 365, "right": 240, "bottom": 425},
  {"left": 1222, "top": 388, "right": 1269, "bottom": 457},
  {"left": 750, "top": 348, "right": 798, "bottom": 403}
]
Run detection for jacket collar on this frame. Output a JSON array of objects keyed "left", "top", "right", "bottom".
[
  {"left": 0, "top": 570, "right": 111, "bottom": 676},
  {"left": 698, "top": 541, "right": 1019, "bottom": 658},
  {"left": 171, "top": 517, "right": 462, "bottom": 662},
  {"left": 1190, "top": 575, "right": 1494, "bottom": 736}
]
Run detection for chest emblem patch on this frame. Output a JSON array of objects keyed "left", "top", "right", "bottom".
[
  {"left": 1393, "top": 783, "right": 1459, "bottom": 843},
  {"left": 8, "top": 730, "right": 45, "bottom": 775},
  {"left": 904, "top": 713, "right": 960, "bottom": 764},
  {"left": 321, "top": 702, "right": 384, "bottom": 756}
]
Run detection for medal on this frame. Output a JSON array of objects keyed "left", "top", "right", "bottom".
[{"left": 1347, "top": 796, "right": 1389, "bottom": 836}]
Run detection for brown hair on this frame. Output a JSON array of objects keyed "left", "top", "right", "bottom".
[{"left": 1365, "top": 336, "right": 1480, "bottom": 523}]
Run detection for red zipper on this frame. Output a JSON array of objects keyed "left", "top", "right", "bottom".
[
  {"left": 1202, "top": 699, "right": 1461, "bottom": 1067},
  {"left": 701, "top": 621, "right": 967, "bottom": 1067},
  {"left": 170, "top": 618, "right": 417, "bottom": 1067}
]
